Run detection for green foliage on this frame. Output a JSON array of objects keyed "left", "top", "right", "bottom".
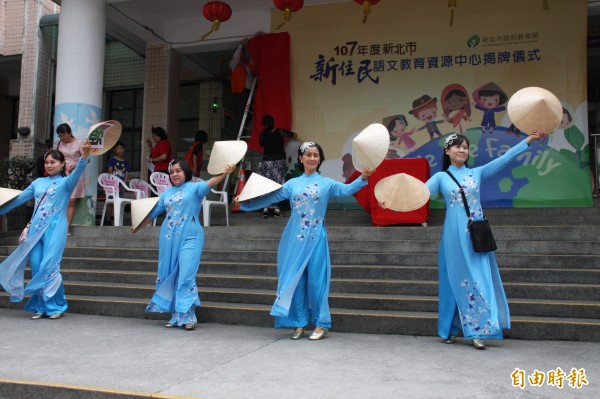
[{"left": 0, "top": 156, "right": 36, "bottom": 190}]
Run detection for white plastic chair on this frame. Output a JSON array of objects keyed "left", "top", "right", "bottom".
[
  {"left": 129, "top": 178, "right": 158, "bottom": 199},
  {"left": 202, "top": 189, "right": 229, "bottom": 227},
  {"left": 150, "top": 172, "right": 172, "bottom": 195},
  {"left": 192, "top": 177, "right": 229, "bottom": 227},
  {"left": 98, "top": 173, "right": 139, "bottom": 226}
]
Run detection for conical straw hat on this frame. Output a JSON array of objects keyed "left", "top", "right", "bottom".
[
  {"left": 352, "top": 123, "right": 389, "bottom": 171},
  {"left": 87, "top": 120, "right": 122, "bottom": 156},
  {"left": 207, "top": 141, "right": 248, "bottom": 175},
  {"left": 131, "top": 197, "right": 159, "bottom": 230},
  {"left": 237, "top": 172, "right": 282, "bottom": 202},
  {"left": 0, "top": 187, "right": 22, "bottom": 207},
  {"left": 374, "top": 173, "right": 430, "bottom": 212},
  {"left": 507, "top": 87, "right": 562, "bottom": 134}
]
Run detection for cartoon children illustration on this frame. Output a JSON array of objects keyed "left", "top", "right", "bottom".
[
  {"left": 386, "top": 115, "right": 414, "bottom": 158},
  {"left": 472, "top": 82, "right": 508, "bottom": 134},
  {"left": 548, "top": 107, "right": 576, "bottom": 151},
  {"left": 409, "top": 95, "right": 444, "bottom": 141},
  {"left": 441, "top": 84, "right": 472, "bottom": 134}
]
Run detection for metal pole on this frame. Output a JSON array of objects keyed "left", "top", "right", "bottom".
[{"left": 593, "top": 134, "right": 600, "bottom": 197}]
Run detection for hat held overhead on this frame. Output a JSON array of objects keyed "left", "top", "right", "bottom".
[
  {"left": 507, "top": 87, "right": 562, "bottom": 134},
  {"left": 87, "top": 120, "right": 122, "bottom": 156},
  {"left": 352, "top": 123, "right": 389, "bottom": 171},
  {"left": 207, "top": 141, "right": 248, "bottom": 175}
]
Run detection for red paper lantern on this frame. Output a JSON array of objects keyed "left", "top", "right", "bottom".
[
  {"left": 201, "top": 1, "right": 232, "bottom": 40},
  {"left": 273, "top": 0, "right": 304, "bottom": 30},
  {"left": 353, "top": 0, "right": 380, "bottom": 23}
]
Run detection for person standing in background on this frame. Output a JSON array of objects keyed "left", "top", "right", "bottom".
[
  {"left": 146, "top": 127, "right": 172, "bottom": 174},
  {"left": 55, "top": 123, "right": 85, "bottom": 236},
  {"left": 229, "top": 42, "right": 255, "bottom": 139},
  {"left": 184, "top": 130, "right": 208, "bottom": 178},
  {"left": 258, "top": 115, "right": 296, "bottom": 218}
]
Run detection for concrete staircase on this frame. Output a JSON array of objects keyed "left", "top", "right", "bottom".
[{"left": 1, "top": 204, "right": 599, "bottom": 341}]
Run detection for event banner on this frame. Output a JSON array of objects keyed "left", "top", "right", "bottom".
[{"left": 278, "top": 0, "right": 591, "bottom": 207}]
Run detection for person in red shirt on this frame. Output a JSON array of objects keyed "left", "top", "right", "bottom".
[{"left": 146, "top": 127, "right": 172, "bottom": 174}]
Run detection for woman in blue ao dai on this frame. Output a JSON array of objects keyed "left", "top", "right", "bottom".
[
  {"left": 130, "top": 159, "right": 234, "bottom": 330},
  {"left": 238, "top": 142, "right": 372, "bottom": 340},
  {"left": 425, "top": 131, "right": 545, "bottom": 349},
  {"left": 0, "top": 140, "right": 91, "bottom": 319}
]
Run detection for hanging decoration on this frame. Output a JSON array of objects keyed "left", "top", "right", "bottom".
[
  {"left": 543, "top": 0, "right": 549, "bottom": 10},
  {"left": 201, "top": 1, "right": 232, "bottom": 40},
  {"left": 448, "top": 0, "right": 456, "bottom": 26},
  {"left": 273, "top": 0, "right": 304, "bottom": 30},
  {"left": 354, "top": 0, "right": 380, "bottom": 23}
]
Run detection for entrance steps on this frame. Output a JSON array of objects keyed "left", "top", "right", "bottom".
[{"left": 1, "top": 205, "right": 599, "bottom": 341}]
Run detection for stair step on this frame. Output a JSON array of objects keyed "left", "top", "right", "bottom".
[{"left": 3, "top": 293, "right": 598, "bottom": 341}]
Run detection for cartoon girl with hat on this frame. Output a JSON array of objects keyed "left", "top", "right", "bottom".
[
  {"left": 441, "top": 84, "right": 472, "bottom": 134},
  {"left": 472, "top": 82, "right": 508, "bottom": 134},
  {"left": 386, "top": 115, "right": 414, "bottom": 157},
  {"left": 409, "top": 95, "right": 444, "bottom": 141}
]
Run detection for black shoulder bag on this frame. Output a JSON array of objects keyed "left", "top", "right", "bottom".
[{"left": 445, "top": 171, "right": 497, "bottom": 253}]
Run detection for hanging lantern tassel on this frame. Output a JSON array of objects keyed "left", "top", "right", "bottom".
[
  {"left": 353, "top": 0, "right": 378, "bottom": 23},
  {"left": 543, "top": 0, "right": 549, "bottom": 10},
  {"left": 202, "top": 20, "right": 221, "bottom": 40},
  {"left": 273, "top": 1, "right": 304, "bottom": 30},
  {"left": 448, "top": 0, "right": 457, "bottom": 26},
  {"left": 201, "top": 1, "right": 232, "bottom": 41},
  {"left": 276, "top": 8, "right": 292, "bottom": 30},
  {"left": 362, "top": 1, "right": 371, "bottom": 23}
]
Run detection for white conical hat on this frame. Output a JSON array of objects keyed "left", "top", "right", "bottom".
[
  {"left": 507, "top": 87, "right": 562, "bottom": 134},
  {"left": 131, "top": 197, "right": 159, "bottom": 230},
  {"left": 87, "top": 120, "right": 122, "bottom": 156},
  {"left": 352, "top": 123, "right": 389, "bottom": 171},
  {"left": 374, "top": 173, "right": 430, "bottom": 212},
  {"left": 237, "top": 172, "right": 282, "bottom": 202},
  {"left": 207, "top": 141, "right": 248, "bottom": 175},
  {"left": 0, "top": 188, "right": 22, "bottom": 207}
]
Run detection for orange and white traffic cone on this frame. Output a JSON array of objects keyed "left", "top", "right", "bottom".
[{"left": 231, "top": 167, "right": 246, "bottom": 212}]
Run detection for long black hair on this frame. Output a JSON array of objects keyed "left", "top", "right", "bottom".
[
  {"left": 56, "top": 123, "right": 72, "bottom": 137},
  {"left": 442, "top": 134, "right": 470, "bottom": 170},
  {"left": 297, "top": 142, "right": 325, "bottom": 173},
  {"left": 44, "top": 150, "right": 67, "bottom": 176}
]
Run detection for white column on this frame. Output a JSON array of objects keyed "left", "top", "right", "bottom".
[{"left": 54, "top": 0, "right": 105, "bottom": 225}]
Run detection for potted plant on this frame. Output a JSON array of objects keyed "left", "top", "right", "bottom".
[{"left": 0, "top": 156, "right": 36, "bottom": 231}]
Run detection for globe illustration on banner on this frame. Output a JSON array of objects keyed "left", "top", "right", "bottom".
[{"left": 405, "top": 126, "right": 591, "bottom": 208}]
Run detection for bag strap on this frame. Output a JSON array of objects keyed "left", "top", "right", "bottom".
[
  {"left": 445, "top": 171, "right": 471, "bottom": 219},
  {"left": 30, "top": 182, "right": 55, "bottom": 222}
]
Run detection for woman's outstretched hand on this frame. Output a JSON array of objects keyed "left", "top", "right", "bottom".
[
  {"left": 526, "top": 129, "right": 546, "bottom": 144},
  {"left": 81, "top": 139, "right": 91, "bottom": 159},
  {"left": 361, "top": 168, "right": 373, "bottom": 181}
]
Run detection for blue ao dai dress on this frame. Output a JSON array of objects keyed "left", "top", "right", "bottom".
[
  {"left": 425, "top": 139, "right": 529, "bottom": 340},
  {"left": 0, "top": 158, "right": 88, "bottom": 315},
  {"left": 241, "top": 173, "right": 367, "bottom": 329},
  {"left": 145, "top": 180, "right": 212, "bottom": 326}
]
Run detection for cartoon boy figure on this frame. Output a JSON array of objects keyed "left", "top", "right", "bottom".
[
  {"left": 409, "top": 95, "right": 444, "bottom": 141},
  {"left": 472, "top": 82, "right": 508, "bottom": 134}
]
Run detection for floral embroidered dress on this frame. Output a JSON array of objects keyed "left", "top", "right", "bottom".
[
  {"left": 425, "top": 140, "right": 529, "bottom": 340},
  {"left": 145, "top": 180, "right": 212, "bottom": 326},
  {"left": 0, "top": 158, "right": 88, "bottom": 315},
  {"left": 241, "top": 173, "right": 367, "bottom": 329}
]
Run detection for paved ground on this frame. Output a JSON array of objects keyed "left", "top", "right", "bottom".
[{"left": 0, "top": 308, "right": 598, "bottom": 399}]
